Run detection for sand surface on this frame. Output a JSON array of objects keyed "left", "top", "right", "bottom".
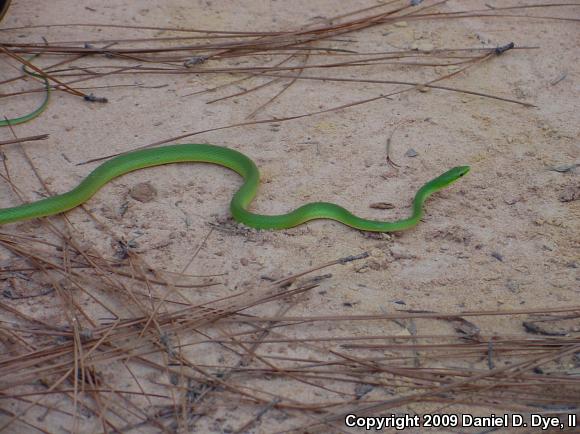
[{"left": 1, "top": 1, "right": 578, "bottom": 433}]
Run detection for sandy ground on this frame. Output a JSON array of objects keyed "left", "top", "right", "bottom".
[{"left": 1, "top": 1, "right": 579, "bottom": 433}]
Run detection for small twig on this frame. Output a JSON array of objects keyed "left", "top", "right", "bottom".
[
  {"left": 550, "top": 72, "right": 567, "bottom": 86},
  {"left": 338, "top": 252, "right": 369, "bottom": 264},
  {"left": 0, "top": 45, "right": 86, "bottom": 98},
  {"left": 0, "top": 134, "right": 49, "bottom": 146},
  {"left": 386, "top": 120, "right": 413, "bottom": 168}
]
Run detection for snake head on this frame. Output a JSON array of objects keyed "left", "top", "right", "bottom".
[{"left": 434, "top": 166, "right": 470, "bottom": 188}]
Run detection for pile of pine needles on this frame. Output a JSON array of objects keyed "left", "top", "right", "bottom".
[
  {"left": 1, "top": 221, "right": 578, "bottom": 432},
  {"left": 4, "top": 0, "right": 578, "bottom": 136}
]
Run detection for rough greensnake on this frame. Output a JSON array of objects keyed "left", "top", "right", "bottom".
[
  {"left": 0, "top": 55, "right": 51, "bottom": 127},
  {"left": 0, "top": 144, "right": 469, "bottom": 231}
]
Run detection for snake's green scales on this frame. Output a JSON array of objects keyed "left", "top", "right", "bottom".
[
  {"left": 0, "top": 144, "right": 469, "bottom": 231},
  {"left": 0, "top": 55, "right": 51, "bottom": 127}
]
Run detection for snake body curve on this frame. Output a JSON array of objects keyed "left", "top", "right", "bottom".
[
  {"left": 0, "top": 55, "right": 51, "bottom": 127},
  {"left": 0, "top": 144, "right": 469, "bottom": 232}
]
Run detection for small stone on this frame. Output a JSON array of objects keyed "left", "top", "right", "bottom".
[
  {"left": 405, "top": 148, "right": 418, "bottom": 157},
  {"left": 504, "top": 195, "right": 521, "bottom": 205},
  {"left": 394, "top": 21, "right": 408, "bottom": 27},
  {"left": 100, "top": 205, "right": 117, "bottom": 220},
  {"left": 240, "top": 258, "right": 249, "bottom": 266},
  {"left": 129, "top": 182, "right": 157, "bottom": 203},
  {"left": 369, "top": 248, "right": 384, "bottom": 258},
  {"left": 362, "top": 232, "right": 391, "bottom": 240},
  {"left": 417, "top": 41, "right": 433, "bottom": 52},
  {"left": 550, "top": 164, "right": 579, "bottom": 173},
  {"left": 390, "top": 245, "right": 416, "bottom": 260},
  {"left": 506, "top": 280, "right": 520, "bottom": 293},
  {"left": 542, "top": 241, "right": 557, "bottom": 251},
  {"left": 559, "top": 184, "right": 580, "bottom": 202},
  {"left": 119, "top": 201, "right": 129, "bottom": 216}
]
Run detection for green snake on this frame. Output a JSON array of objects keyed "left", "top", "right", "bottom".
[
  {"left": 0, "top": 56, "right": 51, "bottom": 127},
  {"left": 0, "top": 144, "right": 469, "bottom": 231}
]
